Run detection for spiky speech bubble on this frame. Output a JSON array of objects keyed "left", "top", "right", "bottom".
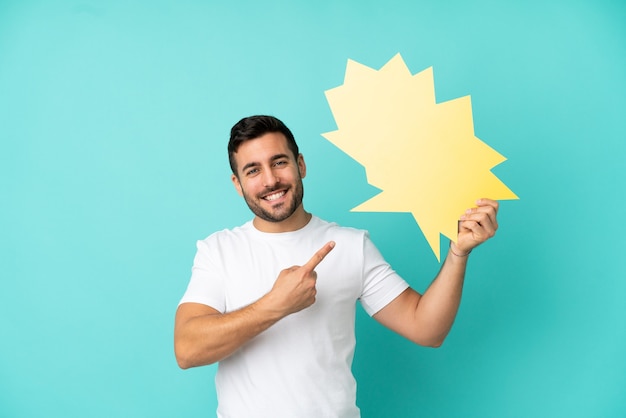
[{"left": 322, "top": 53, "right": 518, "bottom": 261}]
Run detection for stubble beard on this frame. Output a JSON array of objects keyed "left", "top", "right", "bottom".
[{"left": 241, "top": 178, "right": 304, "bottom": 223}]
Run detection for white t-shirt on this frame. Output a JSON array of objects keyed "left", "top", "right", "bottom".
[{"left": 180, "top": 216, "right": 409, "bottom": 418}]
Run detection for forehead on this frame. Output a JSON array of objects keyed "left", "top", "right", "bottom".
[{"left": 233, "top": 132, "right": 293, "bottom": 165}]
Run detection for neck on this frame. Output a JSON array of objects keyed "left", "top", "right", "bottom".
[{"left": 253, "top": 206, "right": 312, "bottom": 233}]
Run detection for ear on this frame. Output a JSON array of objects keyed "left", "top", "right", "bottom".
[
  {"left": 231, "top": 173, "right": 243, "bottom": 197},
  {"left": 297, "top": 154, "right": 307, "bottom": 179}
]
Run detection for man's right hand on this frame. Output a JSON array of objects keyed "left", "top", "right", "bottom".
[{"left": 267, "top": 241, "right": 336, "bottom": 316}]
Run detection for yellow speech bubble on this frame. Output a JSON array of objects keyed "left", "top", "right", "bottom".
[{"left": 323, "top": 54, "right": 518, "bottom": 261}]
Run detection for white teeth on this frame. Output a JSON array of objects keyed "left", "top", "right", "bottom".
[{"left": 265, "top": 191, "right": 285, "bottom": 201}]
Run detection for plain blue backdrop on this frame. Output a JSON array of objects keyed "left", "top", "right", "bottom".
[{"left": 1, "top": 0, "right": 625, "bottom": 416}]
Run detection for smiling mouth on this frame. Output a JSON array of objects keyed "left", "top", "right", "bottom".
[{"left": 263, "top": 190, "right": 286, "bottom": 201}]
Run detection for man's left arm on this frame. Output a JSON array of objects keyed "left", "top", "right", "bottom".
[{"left": 373, "top": 198, "right": 499, "bottom": 347}]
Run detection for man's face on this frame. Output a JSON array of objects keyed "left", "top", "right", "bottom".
[{"left": 231, "top": 132, "right": 306, "bottom": 225}]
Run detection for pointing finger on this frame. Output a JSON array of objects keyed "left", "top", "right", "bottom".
[{"left": 302, "top": 241, "right": 336, "bottom": 272}]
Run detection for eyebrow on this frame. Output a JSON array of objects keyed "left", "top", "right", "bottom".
[{"left": 241, "top": 153, "right": 291, "bottom": 173}]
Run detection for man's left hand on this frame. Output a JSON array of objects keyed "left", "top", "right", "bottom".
[{"left": 452, "top": 198, "right": 499, "bottom": 255}]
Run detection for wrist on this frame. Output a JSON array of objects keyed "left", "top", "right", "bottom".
[
  {"left": 255, "top": 293, "right": 288, "bottom": 322},
  {"left": 449, "top": 241, "right": 471, "bottom": 257}
]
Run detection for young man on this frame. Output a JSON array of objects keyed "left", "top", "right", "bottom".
[{"left": 175, "top": 115, "right": 499, "bottom": 417}]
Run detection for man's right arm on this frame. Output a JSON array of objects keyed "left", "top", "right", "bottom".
[
  {"left": 174, "top": 241, "right": 335, "bottom": 369},
  {"left": 174, "top": 298, "right": 284, "bottom": 369}
]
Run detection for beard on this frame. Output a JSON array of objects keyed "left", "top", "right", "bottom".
[{"left": 241, "top": 177, "right": 305, "bottom": 223}]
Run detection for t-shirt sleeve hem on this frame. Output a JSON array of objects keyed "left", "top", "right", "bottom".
[
  {"left": 360, "top": 280, "right": 410, "bottom": 316},
  {"left": 177, "top": 295, "right": 224, "bottom": 311}
]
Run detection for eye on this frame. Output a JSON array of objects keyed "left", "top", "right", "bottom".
[
  {"left": 274, "top": 160, "right": 288, "bottom": 167},
  {"left": 245, "top": 168, "right": 260, "bottom": 176}
]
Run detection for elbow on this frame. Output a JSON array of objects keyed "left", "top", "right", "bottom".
[
  {"left": 414, "top": 324, "right": 452, "bottom": 348},
  {"left": 425, "top": 332, "right": 448, "bottom": 348},
  {"left": 174, "top": 340, "right": 219, "bottom": 369},
  {"left": 427, "top": 339, "right": 444, "bottom": 348},
  {"left": 177, "top": 360, "right": 191, "bottom": 370},
  {"left": 176, "top": 350, "right": 211, "bottom": 370},
  {"left": 410, "top": 333, "right": 447, "bottom": 348},
  {"left": 175, "top": 345, "right": 193, "bottom": 370},
  {"left": 176, "top": 356, "right": 193, "bottom": 370},
  {"left": 416, "top": 338, "right": 445, "bottom": 348},
  {"left": 174, "top": 341, "right": 203, "bottom": 370}
]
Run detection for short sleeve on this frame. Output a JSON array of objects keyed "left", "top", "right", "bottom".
[
  {"left": 178, "top": 239, "right": 226, "bottom": 312},
  {"left": 359, "top": 233, "right": 410, "bottom": 316}
]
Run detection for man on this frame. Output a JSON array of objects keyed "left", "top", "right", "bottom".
[{"left": 175, "top": 115, "right": 499, "bottom": 417}]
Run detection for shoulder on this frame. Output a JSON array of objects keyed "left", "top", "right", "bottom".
[
  {"left": 309, "top": 216, "right": 371, "bottom": 247},
  {"left": 311, "top": 215, "right": 365, "bottom": 234},
  {"left": 196, "top": 221, "right": 255, "bottom": 251}
]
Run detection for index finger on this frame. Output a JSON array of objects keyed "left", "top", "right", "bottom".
[
  {"left": 476, "top": 198, "right": 499, "bottom": 213},
  {"left": 302, "top": 241, "right": 336, "bottom": 272},
  {"left": 475, "top": 198, "right": 499, "bottom": 227}
]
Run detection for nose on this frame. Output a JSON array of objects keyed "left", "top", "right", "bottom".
[{"left": 262, "top": 169, "right": 279, "bottom": 188}]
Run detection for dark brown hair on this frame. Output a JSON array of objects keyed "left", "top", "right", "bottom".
[{"left": 228, "top": 115, "right": 299, "bottom": 175}]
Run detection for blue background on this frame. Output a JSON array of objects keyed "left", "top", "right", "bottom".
[{"left": 1, "top": 0, "right": 625, "bottom": 417}]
